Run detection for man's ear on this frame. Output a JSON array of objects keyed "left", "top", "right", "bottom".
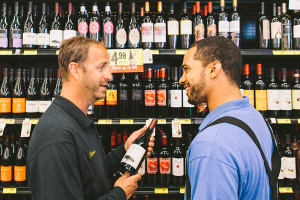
[
  {"left": 207, "top": 61, "right": 222, "bottom": 79},
  {"left": 68, "top": 62, "right": 81, "bottom": 80}
]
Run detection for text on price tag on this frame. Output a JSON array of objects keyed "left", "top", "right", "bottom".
[
  {"left": 279, "top": 187, "right": 293, "bottom": 193},
  {"left": 120, "top": 119, "right": 134, "bottom": 124},
  {"left": 98, "top": 119, "right": 112, "bottom": 124},
  {"left": 3, "top": 188, "right": 17, "bottom": 194},
  {"left": 154, "top": 188, "right": 168, "bottom": 194},
  {"left": 0, "top": 119, "right": 6, "bottom": 136},
  {"left": 21, "top": 119, "right": 31, "bottom": 137},
  {"left": 277, "top": 119, "right": 291, "bottom": 124}
]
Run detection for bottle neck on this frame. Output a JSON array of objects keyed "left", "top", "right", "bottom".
[{"left": 233, "top": 6, "right": 237, "bottom": 12}]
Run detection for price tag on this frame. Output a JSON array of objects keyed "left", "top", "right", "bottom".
[
  {"left": 24, "top": 50, "right": 37, "bottom": 55},
  {"left": 176, "top": 50, "right": 187, "bottom": 55},
  {"left": 269, "top": 118, "right": 277, "bottom": 124},
  {"left": 180, "top": 188, "right": 185, "bottom": 194},
  {"left": 56, "top": 50, "right": 60, "bottom": 55},
  {"left": 273, "top": 50, "right": 300, "bottom": 55},
  {"left": 120, "top": 119, "right": 133, "bottom": 124},
  {"left": 146, "top": 119, "right": 156, "bottom": 136},
  {"left": 157, "top": 119, "right": 166, "bottom": 124},
  {"left": 3, "top": 188, "right": 17, "bottom": 194},
  {"left": 179, "top": 119, "right": 191, "bottom": 124},
  {"left": 277, "top": 118, "right": 291, "bottom": 124},
  {"left": 30, "top": 119, "right": 39, "bottom": 124},
  {"left": 154, "top": 188, "right": 168, "bottom": 194},
  {"left": 143, "top": 49, "right": 153, "bottom": 64},
  {"left": 15, "top": 49, "right": 21, "bottom": 54},
  {"left": 151, "top": 50, "right": 159, "bottom": 55},
  {"left": 0, "top": 50, "right": 12, "bottom": 55},
  {"left": 172, "top": 119, "right": 182, "bottom": 138},
  {"left": 0, "top": 119, "right": 6, "bottom": 136},
  {"left": 98, "top": 119, "right": 112, "bottom": 124},
  {"left": 21, "top": 119, "right": 31, "bottom": 137},
  {"left": 5, "top": 119, "right": 15, "bottom": 124},
  {"left": 279, "top": 187, "right": 293, "bottom": 193},
  {"left": 298, "top": 119, "right": 300, "bottom": 124}
]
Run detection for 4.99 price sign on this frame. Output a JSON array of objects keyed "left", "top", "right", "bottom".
[{"left": 107, "top": 49, "right": 143, "bottom": 73}]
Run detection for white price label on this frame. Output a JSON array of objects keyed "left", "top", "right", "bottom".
[
  {"left": 0, "top": 119, "right": 6, "bottom": 136},
  {"left": 21, "top": 119, "right": 31, "bottom": 138},
  {"left": 172, "top": 119, "right": 182, "bottom": 138}
]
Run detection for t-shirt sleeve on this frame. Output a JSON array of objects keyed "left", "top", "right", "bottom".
[{"left": 187, "top": 157, "right": 239, "bottom": 200}]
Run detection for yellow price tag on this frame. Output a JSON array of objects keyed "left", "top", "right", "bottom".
[
  {"left": 154, "top": 188, "right": 168, "bottom": 194},
  {"left": 176, "top": 50, "right": 187, "bottom": 55},
  {"left": 279, "top": 187, "right": 293, "bottom": 193},
  {"left": 24, "top": 50, "right": 37, "bottom": 55},
  {"left": 158, "top": 119, "right": 166, "bottom": 124},
  {"left": 277, "top": 118, "right": 291, "bottom": 124},
  {"left": 98, "top": 119, "right": 112, "bottom": 124},
  {"left": 5, "top": 119, "right": 15, "bottom": 124},
  {"left": 151, "top": 50, "right": 159, "bottom": 55},
  {"left": 120, "top": 119, "right": 133, "bottom": 124},
  {"left": 0, "top": 50, "right": 12, "bottom": 55},
  {"left": 56, "top": 50, "right": 60, "bottom": 55},
  {"left": 3, "top": 188, "right": 17, "bottom": 194},
  {"left": 180, "top": 188, "right": 185, "bottom": 194},
  {"left": 298, "top": 119, "right": 300, "bottom": 124},
  {"left": 30, "top": 119, "right": 39, "bottom": 124},
  {"left": 179, "top": 119, "right": 191, "bottom": 124},
  {"left": 273, "top": 50, "right": 300, "bottom": 55}
]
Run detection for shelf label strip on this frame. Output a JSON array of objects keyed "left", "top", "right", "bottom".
[
  {"left": 154, "top": 188, "right": 168, "bottom": 194},
  {"left": 279, "top": 187, "right": 293, "bottom": 193},
  {"left": 277, "top": 118, "right": 291, "bottom": 124},
  {"left": 3, "top": 188, "right": 17, "bottom": 194},
  {"left": 120, "top": 119, "right": 134, "bottom": 124},
  {"left": 98, "top": 119, "right": 112, "bottom": 124}
]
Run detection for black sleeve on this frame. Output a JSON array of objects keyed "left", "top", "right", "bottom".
[
  {"left": 106, "top": 144, "right": 127, "bottom": 176},
  {"left": 27, "top": 142, "right": 126, "bottom": 200}
]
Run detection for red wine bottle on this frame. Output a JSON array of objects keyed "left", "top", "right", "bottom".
[
  {"left": 157, "top": 68, "right": 168, "bottom": 117},
  {"left": 267, "top": 68, "right": 280, "bottom": 118},
  {"left": 279, "top": 68, "right": 292, "bottom": 118},
  {"left": 255, "top": 64, "right": 267, "bottom": 116},
  {"left": 50, "top": 2, "right": 62, "bottom": 49},
  {"left": 142, "top": 2, "right": 153, "bottom": 49},
  {"left": 115, "top": 3, "right": 127, "bottom": 49},
  {"left": 131, "top": 73, "right": 143, "bottom": 118},
  {"left": 206, "top": 2, "right": 217, "bottom": 37},
  {"left": 292, "top": 69, "right": 300, "bottom": 117},
  {"left": 119, "top": 73, "right": 129, "bottom": 118},
  {"left": 218, "top": 0, "right": 229, "bottom": 38},
  {"left": 0, "top": 68, "right": 12, "bottom": 118},
  {"left": 102, "top": 2, "right": 114, "bottom": 49},
  {"left": 180, "top": 2, "right": 192, "bottom": 49},
  {"left": 193, "top": 1, "right": 205, "bottom": 42},
  {"left": 52, "top": 68, "right": 61, "bottom": 100},
  {"left": 283, "top": 134, "right": 296, "bottom": 186},
  {"left": 172, "top": 138, "right": 185, "bottom": 186},
  {"left": 89, "top": 2, "right": 101, "bottom": 41},
  {"left": 147, "top": 146, "right": 158, "bottom": 186},
  {"left": 12, "top": 68, "right": 26, "bottom": 118},
  {"left": 39, "top": 68, "right": 52, "bottom": 116},
  {"left": 120, "top": 119, "right": 157, "bottom": 175},
  {"left": 1, "top": 135, "right": 13, "bottom": 186},
  {"left": 128, "top": 2, "right": 140, "bottom": 48},
  {"left": 26, "top": 68, "right": 39, "bottom": 118},
  {"left": 170, "top": 67, "right": 182, "bottom": 117},
  {"left": 14, "top": 137, "right": 26, "bottom": 186},
  {"left": 154, "top": 1, "right": 166, "bottom": 49},
  {"left": 63, "top": 2, "right": 76, "bottom": 40},
  {"left": 9, "top": 2, "right": 22, "bottom": 49},
  {"left": 78, "top": 3, "right": 88, "bottom": 38},
  {"left": 23, "top": 1, "right": 36, "bottom": 49},
  {"left": 167, "top": 3, "right": 179, "bottom": 49},
  {"left": 144, "top": 68, "right": 156, "bottom": 118},
  {"left": 258, "top": 2, "right": 270, "bottom": 49},
  {"left": 37, "top": 3, "right": 49, "bottom": 49},
  {"left": 159, "top": 134, "right": 171, "bottom": 186},
  {"left": 106, "top": 74, "right": 117, "bottom": 118},
  {"left": 0, "top": 2, "right": 9, "bottom": 49}
]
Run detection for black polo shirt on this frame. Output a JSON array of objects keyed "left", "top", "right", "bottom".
[{"left": 27, "top": 95, "right": 127, "bottom": 200}]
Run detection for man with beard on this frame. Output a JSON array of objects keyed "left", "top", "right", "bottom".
[
  {"left": 27, "top": 36, "right": 155, "bottom": 200},
  {"left": 179, "top": 36, "right": 279, "bottom": 199}
]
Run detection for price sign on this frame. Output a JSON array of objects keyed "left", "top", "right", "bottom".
[
  {"left": 279, "top": 187, "right": 293, "bottom": 193},
  {"left": 176, "top": 50, "right": 187, "bottom": 55},
  {"left": 179, "top": 119, "right": 191, "bottom": 124},
  {"left": 120, "top": 119, "right": 134, "bottom": 124},
  {"left": 24, "top": 50, "right": 37, "bottom": 55},
  {"left": 172, "top": 119, "right": 182, "bottom": 138},
  {"left": 273, "top": 50, "right": 300, "bottom": 55},
  {"left": 3, "top": 188, "right": 17, "bottom": 194},
  {"left": 5, "top": 119, "right": 15, "bottom": 124},
  {"left": 0, "top": 119, "right": 6, "bottom": 136},
  {"left": 180, "top": 188, "right": 185, "bottom": 194},
  {"left": 157, "top": 119, "right": 166, "bottom": 124},
  {"left": 30, "top": 119, "right": 39, "bottom": 124},
  {"left": 269, "top": 118, "right": 277, "bottom": 124},
  {"left": 298, "top": 119, "right": 300, "bottom": 124},
  {"left": 0, "top": 50, "right": 12, "bottom": 55},
  {"left": 154, "top": 188, "right": 168, "bottom": 194},
  {"left": 56, "top": 50, "right": 60, "bottom": 55},
  {"left": 98, "top": 119, "right": 112, "bottom": 124},
  {"left": 108, "top": 49, "right": 143, "bottom": 73},
  {"left": 277, "top": 118, "right": 291, "bottom": 124},
  {"left": 21, "top": 119, "right": 32, "bottom": 137}
]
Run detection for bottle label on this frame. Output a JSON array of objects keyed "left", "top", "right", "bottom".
[
  {"left": 230, "top": 20, "right": 240, "bottom": 33},
  {"left": 26, "top": 100, "right": 39, "bottom": 113},
  {"left": 78, "top": 21, "right": 88, "bottom": 34},
  {"left": 104, "top": 21, "right": 114, "bottom": 34},
  {"left": 132, "top": 90, "right": 142, "bottom": 101},
  {"left": 240, "top": 89, "right": 244, "bottom": 96},
  {"left": 194, "top": 24, "right": 205, "bottom": 41},
  {"left": 120, "top": 89, "right": 128, "bottom": 101},
  {"left": 243, "top": 90, "right": 254, "bottom": 106},
  {"left": 283, "top": 23, "right": 292, "bottom": 35},
  {"left": 94, "top": 99, "right": 105, "bottom": 105},
  {"left": 292, "top": 90, "right": 300, "bottom": 110},
  {"left": 89, "top": 21, "right": 100, "bottom": 34},
  {"left": 263, "top": 20, "right": 270, "bottom": 39},
  {"left": 255, "top": 90, "right": 267, "bottom": 111},
  {"left": 50, "top": 30, "right": 63, "bottom": 47},
  {"left": 218, "top": 21, "right": 230, "bottom": 37},
  {"left": 279, "top": 89, "right": 292, "bottom": 110},
  {"left": 36, "top": 33, "right": 50, "bottom": 45},
  {"left": 172, "top": 157, "right": 184, "bottom": 176},
  {"left": 183, "top": 91, "right": 194, "bottom": 108},
  {"left": 129, "top": 29, "right": 140, "bottom": 45},
  {"left": 180, "top": 20, "right": 192, "bottom": 35},
  {"left": 154, "top": 23, "right": 166, "bottom": 43},
  {"left": 142, "top": 23, "right": 153, "bottom": 43},
  {"left": 12, "top": 29, "right": 22, "bottom": 48},
  {"left": 138, "top": 159, "right": 146, "bottom": 175},
  {"left": 121, "top": 144, "right": 146, "bottom": 170},
  {"left": 0, "top": 98, "right": 11, "bottom": 113},
  {"left": 106, "top": 89, "right": 117, "bottom": 105},
  {"left": 294, "top": 25, "right": 300, "bottom": 38},
  {"left": 157, "top": 90, "right": 167, "bottom": 106},
  {"left": 167, "top": 21, "right": 179, "bottom": 35},
  {"left": 63, "top": 30, "right": 77, "bottom": 40},
  {"left": 159, "top": 158, "right": 171, "bottom": 174},
  {"left": 23, "top": 32, "right": 36, "bottom": 45},
  {"left": 39, "top": 100, "right": 52, "bottom": 113},
  {"left": 0, "top": 166, "right": 12, "bottom": 181},
  {"left": 170, "top": 90, "right": 182, "bottom": 108},
  {"left": 116, "top": 29, "right": 127, "bottom": 45},
  {"left": 278, "top": 157, "right": 285, "bottom": 180},
  {"left": 12, "top": 98, "right": 25, "bottom": 113},
  {"left": 0, "top": 29, "right": 8, "bottom": 48},
  {"left": 283, "top": 157, "right": 296, "bottom": 179},
  {"left": 207, "top": 24, "right": 217, "bottom": 37},
  {"left": 145, "top": 90, "right": 156, "bottom": 106},
  {"left": 147, "top": 157, "right": 158, "bottom": 174},
  {"left": 271, "top": 22, "right": 282, "bottom": 39},
  {"left": 267, "top": 89, "right": 280, "bottom": 111},
  {"left": 14, "top": 166, "right": 26, "bottom": 182}
]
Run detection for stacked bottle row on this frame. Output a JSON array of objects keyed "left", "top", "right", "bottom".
[
  {"left": 241, "top": 64, "right": 300, "bottom": 118},
  {"left": 130, "top": 195, "right": 184, "bottom": 200}
]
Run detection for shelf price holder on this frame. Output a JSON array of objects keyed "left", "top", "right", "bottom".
[
  {"left": 30, "top": 119, "right": 39, "bottom": 124},
  {"left": 176, "top": 50, "right": 187, "bottom": 55},
  {"left": 21, "top": 119, "right": 32, "bottom": 138},
  {"left": 5, "top": 119, "right": 15, "bottom": 124},
  {"left": 0, "top": 50, "right": 12, "bottom": 55},
  {"left": 273, "top": 50, "right": 300, "bottom": 55},
  {"left": 157, "top": 119, "right": 166, "bottom": 124},
  {"left": 279, "top": 187, "right": 293, "bottom": 193},
  {"left": 0, "top": 119, "right": 6, "bottom": 136},
  {"left": 108, "top": 49, "right": 143, "bottom": 73},
  {"left": 120, "top": 119, "right": 134, "bottom": 124},
  {"left": 172, "top": 119, "right": 182, "bottom": 138},
  {"left": 98, "top": 119, "right": 112, "bottom": 125},
  {"left": 180, "top": 188, "right": 185, "bottom": 194},
  {"left": 3, "top": 188, "right": 17, "bottom": 194},
  {"left": 24, "top": 50, "right": 37, "bottom": 55},
  {"left": 154, "top": 188, "right": 168, "bottom": 194},
  {"left": 277, "top": 118, "right": 291, "bottom": 124}
]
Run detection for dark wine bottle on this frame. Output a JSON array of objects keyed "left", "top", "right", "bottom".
[
  {"left": 89, "top": 2, "right": 101, "bottom": 41},
  {"left": 144, "top": 68, "right": 156, "bottom": 118},
  {"left": 50, "top": 2, "right": 62, "bottom": 49},
  {"left": 267, "top": 68, "right": 280, "bottom": 118},
  {"left": 22, "top": 69, "right": 27, "bottom": 92},
  {"left": 157, "top": 68, "right": 168, "bottom": 117},
  {"left": 128, "top": 2, "right": 140, "bottom": 48},
  {"left": 242, "top": 64, "right": 254, "bottom": 107},
  {"left": 102, "top": 2, "right": 114, "bottom": 49},
  {"left": 258, "top": 2, "right": 270, "bottom": 49},
  {"left": 218, "top": 0, "right": 229, "bottom": 38},
  {"left": 52, "top": 68, "right": 61, "bottom": 100},
  {"left": 293, "top": 10, "right": 300, "bottom": 49},
  {"left": 77, "top": 3, "right": 88, "bottom": 38},
  {"left": 159, "top": 134, "right": 171, "bottom": 186},
  {"left": 0, "top": 68, "right": 12, "bottom": 118},
  {"left": 172, "top": 138, "right": 185, "bottom": 186},
  {"left": 63, "top": 2, "right": 76, "bottom": 41},
  {"left": 1, "top": 135, "right": 13, "bottom": 186},
  {"left": 9, "top": 69, "right": 14, "bottom": 91},
  {"left": 142, "top": 2, "right": 153, "bottom": 49},
  {"left": 119, "top": 73, "right": 129, "bottom": 118},
  {"left": 94, "top": 98, "right": 105, "bottom": 119},
  {"left": 167, "top": 3, "right": 178, "bottom": 49},
  {"left": 23, "top": 1, "right": 36, "bottom": 49},
  {"left": 206, "top": 2, "right": 216, "bottom": 37},
  {"left": 131, "top": 73, "right": 143, "bottom": 118},
  {"left": 39, "top": 68, "right": 51, "bottom": 116},
  {"left": 183, "top": 86, "right": 195, "bottom": 117},
  {"left": 255, "top": 64, "right": 267, "bottom": 116},
  {"left": 0, "top": 2, "right": 9, "bottom": 49},
  {"left": 26, "top": 68, "right": 39, "bottom": 118},
  {"left": 271, "top": 3, "right": 282, "bottom": 49},
  {"left": 115, "top": 3, "right": 126, "bottom": 49},
  {"left": 281, "top": 3, "right": 292, "bottom": 50},
  {"left": 180, "top": 2, "right": 192, "bottom": 49},
  {"left": 230, "top": 0, "right": 240, "bottom": 47},
  {"left": 106, "top": 74, "right": 117, "bottom": 118},
  {"left": 14, "top": 136, "right": 26, "bottom": 186},
  {"left": 139, "top": 7, "right": 144, "bottom": 47},
  {"left": 9, "top": 2, "right": 22, "bottom": 49},
  {"left": 292, "top": 69, "right": 300, "bottom": 117},
  {"left": 283, "top": 134, "right": 296, "bottom": 186},
  {"left": 37, "top": 3, "right": 49, "bottom": 49},
  {"left": 279, "top": 68, "right": 292, "bottom": 118},
  {"left": 154, "top": 1, "right": 166, "bottom": 49},
  {"left": 12, "top": 68, "right": 26, "bottom": 118},
  {"left": 147, "top": 146, "right": 158, "bottom": 186},
  {"left": 120, "top": 119, "right": 157, "bottom": 175},
  {"left": 170, "top": 67, "right": 182, "bottom": 117},
  {"left": 193, "top": 1, "right": 205, "bottom": 42}
]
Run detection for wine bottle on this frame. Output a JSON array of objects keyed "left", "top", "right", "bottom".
[
  {"left": 14, "top": 136, "right": 26, "bottom": 186},
  {"left": 230, "top": 0, "right": 240, "bottom": 47},
  {"left": 23, "top": 1, "right": 36, "bottom": 49},
  {"left": 128, "top": 2, "right": 140, "bottom": 48},
  {"left": 1, "top": 135, "right": 12, "bottom": 186},
  {"left": 103, "top": 2, "right": 114, "bottom": 49},
  {"left": 106, "top": 74, "right": 117, "bottom": 118},
  {"left": 39, "top": 68, "right": 51, "bottom": 116},
  {"left": 294, "top": 10, "right": 300, "bottom": 49},
  {"left": 22, "top": 69, "right": 27, "bottom": 92},
  {"left": 167, "top": 3, "right": 178, "bottom": 49},
  {"left": 183, "top": 87, "right": 195, "bottom": 117},
  {"left": 63, "top": 2, "right": 76, "bottom": 41},
  {"left": 9, "top": 2, "right": 22, "bottom": 49},
  {"left": 218, "top": 0, "right": 229, "bottom": 38},
  {"left": 26, "top": 68, "right": 39, "bottom": 118},
  {"left": 144, "top": 68, "right": 156, "bottom": 118},
  {"left": 120, "top": 118, "right": 157, "bottom": 175},
  {"left": 138, "top": 159, "right": 146, "bottom": 186},
  {"left": 242, "top": 64, "right": 254, "bottom": 107},
  {"left": 267, "top": 68, "right": 280, "bottom": 118},
  {"left": 119, "top": 73, "right": 129, "bottom": 118},
  {"left": 114, "top": 3, "right": 126, "bottom": 49},
  {"left": 170, "top": 67, "right": 182, "bottom": 117},
  {"left": 12, "top": 68, "right": 26, "bottom": 118},
  {"left": 279, "top": 68, "right": 292, "bottom": 118},
  {"left": 180, "top": 1, "right": 192, "bottom": 49},
  {"left": 0, "top": 68, "right": 12, "bottom": 118},
  {"left": 206, "top": 2, "right": 216, "bottom": 37},
  {"left": 154, "top": 1, "right": 166, "bottom": 49},
  {"left": 281, "top": 3, "right": 292, "bottom": 50},
  {"left": 159, "top": 134, "right": 171, "bottom": 186},
  {"left": 172, "top": 138, "right": 185, "bottom": 186},
  {"left": 271, "top": 3, "right": 282, "bottom": 49},
  {"left": 0, "top": 2, "right": 9, "bottom": 49},
  {"left": 283, "top": 134, "right": 296, "bottom": 186},
  {"left": 275, "top": 132, "right": 284, "bottom": 187},
  {"left": 157, "top": 68, "right": 168, "bottom": 117},
  {"left": 9, "top": 69, "right": 14, "bottom": 91},
  {"left": 139, "top": 7, "right": 144, "bottom": 47},
  {"left": 147, "top": 146, "right": 158, "bottom": 186},
  {"left": 193, "top": 1, "right": 205, "bottom": 42},
  {"left": 255, "top": 64, "right": 267, "bottom": 116},
  {"left": 89, "top": 2, "right": 101, "bottom": 41},
  {"left": 292, "top": 69, "right": 300, "bottom": 117},
  {"left": 37, "top": 3, "right": 49, "bottom": 49},
  {"left": 77, "top": 3, "right": 88, "bottom": 38},
  {"left": 50, "top": 2, "right": 62, "bottom": 49},
  {"left": 131, "top": 73, "right": 142, "bottom": 118},
  {"left": 142, "top": 2, "right": 153, "bottom": 49},
  {"left": 258, "top": 2, "right": 270, "bottom": 49}
]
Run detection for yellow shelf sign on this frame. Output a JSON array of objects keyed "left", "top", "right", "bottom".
[
  {"left": 0, "top": 50, "right": 12, "bottom": 55},
  {"left": 24, "top": 50, "right": 37, "bottom": 55},
  {"left": 154, "top": 188, "right": 168, "bottom": 194},
  {"left": 98, "top": 119, "right": 112, "bottom": 124},
  {"left": 279, "top": 187, "right": 293, "bottom": 193},
  {"left": 277, "top": 118, "right": 291, "bottom": 124},
  {"left": 176, "top": 50, "right": 187, "bottom": 55},
  {"left": 179, "top": 119, "right": 191, "bottom": 124},
  {"left": 120, "top": 119, "right": 134, "bottom": 124},
  {"left": 3, "top": 188, "right": 17, "bottom": 194},
  {"left": 180, "top": 188, "right": 185, "bottom": 194},
  {"left": 56, "top": 50, "right": 60, "bottom": 55},
  {"left": 273, "top": 50, "right": 300, "bottom": 55},
  {"left": 151, "top": 50, "right": 159, "bottom": 55},
  {"left": 157, "top": 119, "right": 166, "bottom": 124},
  {"left": 30, "top": 119, "right": 39, "bottom": 124},
  {"left": 5, "top": 119, "right": 15, "bottom": 124}
]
